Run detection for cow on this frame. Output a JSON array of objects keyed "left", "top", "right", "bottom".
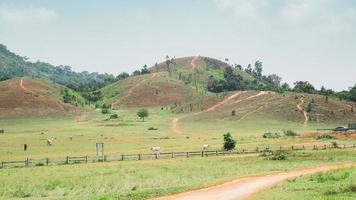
[
  {"left": 203, "top": 144, "right": 209, "bottom": 151},
  {"left": 150, "top": 146, "right": 160, "bottom": 152},
  {"left": 47, "top": 139, "right": 53, "bottom": 146}
]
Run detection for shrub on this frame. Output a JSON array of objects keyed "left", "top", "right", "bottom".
[
  {"left": 316, "top": 134, "right": 335, "bottom": 140},
  {"left": 101, "top": 108, "right": 109, "bottom": 114},
  {"left": 231, "top": 110, "right": 236, "bottom": 116},
  {"left": 270, "top": 152, "right": 287, "bottom": 160},
  {"left": 148, "top": 127, "right": 158, "bottom": 130},
  {"left": 223, "top": 132, "right": 236, "bottom": 151},
  {"left": 283, "top": 129, "right": 298, "bottom": 137},
  {"left": 109, "top": 114, "right": 118, "bottom": 119},
  {"left": 263, "top": 132, "right": 282, "bottom": 139}
]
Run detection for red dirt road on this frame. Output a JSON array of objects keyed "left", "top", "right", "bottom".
[{"left": 154, "top": 162, "right": 356, "bottom": 200}]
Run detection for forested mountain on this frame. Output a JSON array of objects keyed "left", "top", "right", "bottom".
[{"left": 0, "top": 44, "right": 116, "bottom": 92}]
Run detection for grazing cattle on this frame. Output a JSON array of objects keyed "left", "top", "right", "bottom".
[
  {"left": 69, "top": 136, "right": 73, "bottom": 140},
  {"left": 203, "top": 144, "right": 209, "bottom": 151},
  {"left": 47, "top": 139, "right": 53, "bottom": 146},
  {"left": 150, "top": 146, "right": 160, "bottom": 152}
]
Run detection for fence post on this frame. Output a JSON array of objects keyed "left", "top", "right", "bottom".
[
  {"left": 85, "top": 156, "right": 88, "bottom": 163},
  {"left": 216, "top": 150, "right": 218, "bottom": 156},
  {"left": 25, "top": 158, "right": 29, "bottom": 167},
  {"left": 1, "top": 161, "right": 3, "bottom": 168},
  {"left": 66, "top": 156, "right": 69, "bottom": 164},
  {"left": 242, "top": 149, "right": 245, "bottom": 153},
  {"left": 303, "top": 145, "right": 305, "bottom": 150},
  {"left": 201, "top": 151, "right": 204, "bottom": 157},
  {"left": 343, "top": 144, "right": 346, "bottom": 149},
  {"left": 291, "top": 145, "right": 294, "bottom": 150},
  {"left": 138, "top": 154, "right": 141, "bottom": 160},
  {"left": 187, "top": 152, "right": 190, "bottom": 158},
  {"left": 171, "top": 152, "right": 174, "bottom": 158}
]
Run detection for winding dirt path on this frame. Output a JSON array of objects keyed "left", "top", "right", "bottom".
[
  {"left": 111, "top": 73, "right": 157, "bottom": 108},
  {"left": 154, "top": 162, "right": 356, "bottom": 200},
  {"left": 171, "top": 117, "right": 182, "bottom": 134},
  {"left": 190, "top": 56, "right": 199, "bottom": 70},
  {"left": 171, "top": 92, "right": 242, "bottom": 134},
  {"left": 297, "top": 95, "right": 308, "bottom": 126}
]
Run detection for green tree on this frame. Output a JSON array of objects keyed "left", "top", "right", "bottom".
[
  {"left": 293, "top": 81, "right": 315, "bottom": 93},
  {"left": 253, "top": 60, "right": 263, "bottom": 77},
  {"left": 137, "top": 108, "right": 149, "bottom": 121},
  {"left": 223, "top": 132, "right": 236, "bottom": 151}
]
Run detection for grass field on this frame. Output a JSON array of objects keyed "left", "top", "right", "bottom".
[
  {"left": 0, "top": 108, "right": 351, "bottom": 161},
  {"left": 0, "top": 149, "right": 355, "bottom": 200},
  {"left": 253, "top": 166, "right": 356, "bottom": 200}
]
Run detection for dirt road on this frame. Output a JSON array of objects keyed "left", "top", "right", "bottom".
[
  {"left": 297, "top": 95, "right": 308, "bottom": 126},
  {"left": 154, "top": 162, "right": 356, "bottom": 200}
]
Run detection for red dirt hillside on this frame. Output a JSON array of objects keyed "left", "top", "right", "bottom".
[{"left": 0, "top": 77, "right": 84, "bottom": 118}]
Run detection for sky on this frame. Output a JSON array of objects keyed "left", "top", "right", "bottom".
[{"left": 0, "top": 0, "right": 355, "bottom": 91}]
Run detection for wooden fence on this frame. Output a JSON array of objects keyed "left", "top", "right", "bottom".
[{"left": 1, "top": 143, "right": 355, "bottom": 169}]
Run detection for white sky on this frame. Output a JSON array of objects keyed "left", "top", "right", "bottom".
[{"left": 0, "top": 0, "right": 355, "bottom": 91}]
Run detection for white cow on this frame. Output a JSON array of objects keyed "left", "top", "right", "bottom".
[
  {"left": 47, "top": 139, "right": 53, "bottom": 146},
  {"left": 203, "top": 144, "right": 209, "bottom": 151},
  {"left": 150, "top": 146, "right": 160, "bottom": 152}
]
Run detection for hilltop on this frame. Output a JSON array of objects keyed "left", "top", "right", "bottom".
[{"left": 0, "top": 77, "right": 87, "bottom": 118}]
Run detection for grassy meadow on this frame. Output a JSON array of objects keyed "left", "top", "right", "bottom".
[
  {"left": 0, "top": 149, "right": 355, "bottom": 200},
  {"left": 0, "top": 108, "right": 351, "bottom": 161},
  {"left": 253, "top": 166, "right": 356, "bottom": 200}
]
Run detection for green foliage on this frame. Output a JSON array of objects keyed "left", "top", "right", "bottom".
[
  {"left": 62, "top": 88, "right": 85, "bottom": 106},
  {"left": 270, "top": 152, "right": 287, "bottom": 160},
  {"left": 231, "top": 110, "right": 236, "bottom": 116},
  {"left": 0, "top": 44, "right": 116, "bottom": 92},
  {"left": 137, "top": 108, "right": 149, "bottom": 121},
  {"left": 263, "top": 132, "right": 282, "bottom": 139},
  {"left": 283, "top": 129, "right": 298, "bottom": 137},
  {"left": 110, "top": 114, "right": 118, "bottom": 119},
  {"left": 223, "top": 132, "right": 236, "bottom": 151},
  {"left": 306, "top": 101, "right": 312, "bottom": 112},
  {"left": 316, "top": 134, "right": 335, "bottom": 140},
  {"left": 293, "top": 81, "right": 315, "bottom": 93},
  {"left": 101, "top": 108, "right": 109, "bottom": 114}
]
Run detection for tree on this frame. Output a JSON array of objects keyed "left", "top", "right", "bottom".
[
  {"left": 293, "top": 81, "right": 315, "bottom": 93},
  {"left": 132, "top": 70, "right": 141, "bottom": 76},
  {"left": 137, "top": 108, "right": 149, "bottom": 121},
  {"left": 307, "top": 102, "right": 312, "bottom": 112},
  {"left": 141, "top": 65, "right": 150, "bottom": 74},
  {"left": 253, "top": 60, "right": 263, "bottom": 78},
  {"left": 116, "top": 72, "right": 129, "bottom": 80},
  {"left": 223, "top": 132, "right": 236, "bottom": 151}
]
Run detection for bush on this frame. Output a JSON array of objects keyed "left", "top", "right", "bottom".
[
  {"left": 263, "top": 132, "right": 282, "bottom": 139},
  {"left": 223, "top": 132, "right": 236, "bottom": 151},
  {"left": 148, "top": 127, "right": 158, "bottom": 130},
  {"left": 231, "top": 110, "right": 236, "bottom": 116},
  {"left": 270, "top": 152, "right": 287, "bottom": 160},
  {"left": 283, "top": 129, "right": 298, "bottom": 137},
  {"left": 316, "top": 134, "right": 335, "bottom": 140},
  {"left": 109, "top": 114, "right": 118, "bottom": 119},
  {"left": 101, "top": 108, "right": 109, "bottom": 114}
]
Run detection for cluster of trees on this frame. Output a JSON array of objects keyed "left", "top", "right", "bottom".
[
  {"left": 0, "top": 44, "right": 116, "bottom": 92},
  {"left": 207, "top": 60, "right": 356, "bottom": 102}
]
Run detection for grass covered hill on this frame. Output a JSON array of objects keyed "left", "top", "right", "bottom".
[
  {"left": 0, "top": 77, "right": 87, "bottom": 118},
  {"left": 100, "top": 72, "right": 218, "bottom": 109}
]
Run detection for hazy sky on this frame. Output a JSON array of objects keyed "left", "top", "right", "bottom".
[{"left": 0, "top": 0, "right": 355, "bottom": 91}]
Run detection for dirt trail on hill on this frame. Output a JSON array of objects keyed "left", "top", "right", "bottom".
[
  {"left": 190, "top": 56, "right": 199, "bottom": 70},
  {"left": 171, "top": 117, "right": 182, "bottom": 134},
  {"left": 206, "top": 92, "right": 242, "bottom": 112},
  {"left": 238, "top": 106, "right": 264, "bottom": 121},
  {"left": 154, "top": 162, "right": 356, "bottom": 200},
  {"left": 297, "top": 95, "right": 308, "bottom": 126},
  {"left": 171, "top": 92, "right": 242, "bottom": 134},
  {"left": 111, "top": 73, "right": 157, "bottom": 108},
  {"left": 19, "top": 78, "right": 65, "bottom": 111}
]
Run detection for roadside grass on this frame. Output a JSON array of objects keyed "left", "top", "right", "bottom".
[
  {"left": 0, "top": 149, "right": 355, "bottom": 200},
  {"left": 253, "top": 166, "right": 356, "bottom": 200}
]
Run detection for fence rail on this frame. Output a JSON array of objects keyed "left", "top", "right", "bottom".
[{"left": 1, "top": 143, "right": 355, "bottom": 169}]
